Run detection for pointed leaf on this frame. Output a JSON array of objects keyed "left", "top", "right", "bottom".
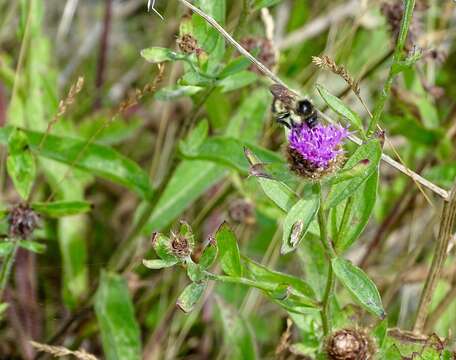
[
  {"left": 22, "top": 129, "right": 154, "bottom": 201},
  {"left": 94, "top": 272, "right": 142, "bottom": 360},
  {"left": 18, "top": 240, "right": 46, "bottom": 254},
  {"left": 6, "top": 129, "right": 35, "bottom": 199},
  {"left": 176, "top": 282, "right": 207, "bottom": 313},
  {"left": 332, "top": 257, "right": 385, "bottom": 319},
  {"left": 316, "top": 84, "right": 363, "bottom": 132},
  {"left": 142, "top": 258, "right": 178, "bottom": 269},
  {"left": 141, "top": 47, "right": 181, "bottom": 63},
  {"left": 326, "top": 140, "right": 381, "bottom": 209},
  {"left": 215, "top": 223, "right": 242, "bottom": 277},
  {"left": 31, "top": 201, "right": 92, "bottom": 217},
  {"left": 281, "top": 187, "right": 320, "bottom": 254}
]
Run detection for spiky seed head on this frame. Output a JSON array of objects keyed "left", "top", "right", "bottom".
[
  {"left": 8, "top": 204, "right": 40, "bottom": 239},
  {"left": 170, "top": 233, "right": 191, "bottom": 258}
]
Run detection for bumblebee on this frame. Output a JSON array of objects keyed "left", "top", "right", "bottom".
[{"left": 270, "top": 84, "right": 318, "bottom": 129}]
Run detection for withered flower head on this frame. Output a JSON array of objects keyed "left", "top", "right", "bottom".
[
  {"left": 326, "top": 328, "right": 375, "bottom": 360},
  {"left": 8, "top": 204, "right": 40, "bottom": 239},
  {"left": 228, "top": 199, "right": 255, "bottom": 225},
  {"left": 171, "top": 233, "right": 191, "bottom": 258},
  {"left": 177, "top": 34, "right": 203, "bottom": 56},
  {"left": 381, "top": 0, "right": 423, "bottom": 50},
  {"left": 287, "top": 122, "right": 348, "bottom": 181},
  {"left": 240, "top": 36, "right": 277, "bottom": 74},
  {"left": 170, "top": 221, "right": 194, "bottom": 258}
]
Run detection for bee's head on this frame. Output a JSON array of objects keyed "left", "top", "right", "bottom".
[{"left": 296, "top": 99, "right": 313, "bottom": 116}]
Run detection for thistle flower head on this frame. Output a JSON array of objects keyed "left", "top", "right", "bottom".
[{"left": 288, "top": 121, "right": 349, "bottom": 169}]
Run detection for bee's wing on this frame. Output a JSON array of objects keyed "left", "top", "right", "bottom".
[{"left": 269, "top": 84, "right": 296, "bottom": 108}]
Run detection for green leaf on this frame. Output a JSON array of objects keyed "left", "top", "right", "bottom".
[
  {"left": 0, "top": 242, "right": 14, "bottom": 257},
  {"left": 20, "top": 129, "right": 154, "bottom": 201},
  {"left": 316, "top": 84, "right": 364, "bottom": 132},
  {"left": 6, "top": 129, "right": 36, "bottom": 200},
  {"left": 144, "top": 160, "right": 225, "bottom": 232},
  {"left": 216, "top": 297, "right": 258, "bottom": 360},
  {"left": 18, "top": 240, "right": 46, "bottom": 254},
  {"left": 31, "top": 201, "right": 92, "bottom": 217},
  {"left": 225, "top": 88, "right": 270, "bottom": 142},
  {"left": 254, "top": 0, "right": 282, "bottom": 10},
  {"left": 219, "top": 57, "right": 252, "bottom": 78},
  {"left": 215, "top": 223, "right": 242, "bottom": 277},
  {"left": 332, "top": 170, "right": 378, "bottom": 252},
  {"left": 218, "top": 71, "right": 257, "bottom": 93},
  {"left": 192, "top": 0, "right": 226, "bottom": 70},
  {"left": 332, "top": 257, "right": 385, "bottom": 319},
  {"left": 94, "top": 271, "right": 142, "bottom": 360},
  {"left": 142, "top": 258, "right": 178, "bottom": 269},
  {"left": 298, "top": 234, "right": 328, "bottom": 299},
  {"left": 244, "top": 148, "right": 297, "bottom": 211},
  {"left": 244, "top": 257, "right": 316, "bottom": 300},
  {"left": 151, "top": 232, "right": 179, "bottom": 263},
  {"left": 424, "top": 163, "right": 456, "bottom": 189},
  {"left": 140, "top": 47, "right": 181, "bottom": 63},
  {"left": 181, "top": 136, "right": 282, "bottom": 173},
  {"left": 199, "top": 240, "right": 218, "bottom": 269},
  {"left": 373, "top": 319, "right": 388, "bottom": 350},
  {"left": 58, "top": 215, "right": 89, "bottom": 309},
  {"left": 176, "top": 282, "right": 207, "bottom": 313},
  {"left": 186, "top": 262, "right": 207, "bottom": 282},
  {"left": 179, "top": 119, "right": 209, "bottom": 155},
  {"left": 281, "top": 186, "right": 320, "bottom": 254},
  {"left": 326, "top": 140, "right": 381, "bottom": 209},
  {"left": 155, "top": 85, "right": 203, "bottom": 101}
]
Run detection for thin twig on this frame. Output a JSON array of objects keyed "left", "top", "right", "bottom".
[
  {"left": 176, "top": 0, "right": 449, "bottom": 201},
  {"left": 413, "top": 184, "right": 456, "bottom": 333}
]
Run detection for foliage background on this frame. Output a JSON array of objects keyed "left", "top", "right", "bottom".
[{"left": 0, "top": 0, "right": 456, "bottom": 359}]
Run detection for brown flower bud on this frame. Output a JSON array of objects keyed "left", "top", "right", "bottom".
[
  {"left": 8, "top": 204, "right": 40, "bottom": 239},
  {"left": 228, "top": 199, "right": 255, "bottom": 225},
  {"left": 326, "top": 328, "right": 375, "bottom": 360}
]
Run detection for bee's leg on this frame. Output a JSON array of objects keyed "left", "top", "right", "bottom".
[
  {"left": 271, "top": 98, "right": 279, "bottom": 113},
  {"left": 289, "top": 118, "right": 297, "bottom": 128},
  {"left": 275, "top": 112, "right": 291, "bottom": 128}
]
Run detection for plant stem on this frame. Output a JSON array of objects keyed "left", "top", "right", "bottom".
[
  {"left": 317, "top": 185, "right": 336, "bottom": 335},
  {"left": 0, "top": 241, "right": 19, "bottom": 299},
  {"left": 413, "top": 184, "right": 456, "bottom": 333},
  {"left": 368, "top": 0, "right": 416, "bottom": 135}
]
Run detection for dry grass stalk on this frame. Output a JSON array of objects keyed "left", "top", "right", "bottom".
[
  {"left": 118, "top": 63, "right": 165, "bottom": 114},
  {"left": 275, "top": 318, "right": 293, "bottom": 358},
  {"left": 46, "top": 64, "right": 165, "bottom": 203},
  {"left": 38, "top": 76, "right": 85, "bottom": 151},
  {"left": 30, "top": 341, "right": 98, "bottom": 360},
  {"left": 312, "top": 55, "right": 360, "bottom": 96}
]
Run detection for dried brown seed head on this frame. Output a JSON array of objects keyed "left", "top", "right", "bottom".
[
  {"left": 240, "top": 36, "right": 277, "bottom": 74},
  {"left": 228, "top": 199, "right": 255, "bottom": 225},
  {"left": 326, "top": 328, "right": 375, "bottom": 360},
  {"left": 171, "top": 233, "right": 191, "bottom": 258},
  {"left": 8, "top": 204, "right": 40, "bottom": 239}
]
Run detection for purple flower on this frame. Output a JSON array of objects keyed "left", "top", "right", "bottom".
[{"left": 288, "top": 123, "right": 349, "bottom": 169}]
